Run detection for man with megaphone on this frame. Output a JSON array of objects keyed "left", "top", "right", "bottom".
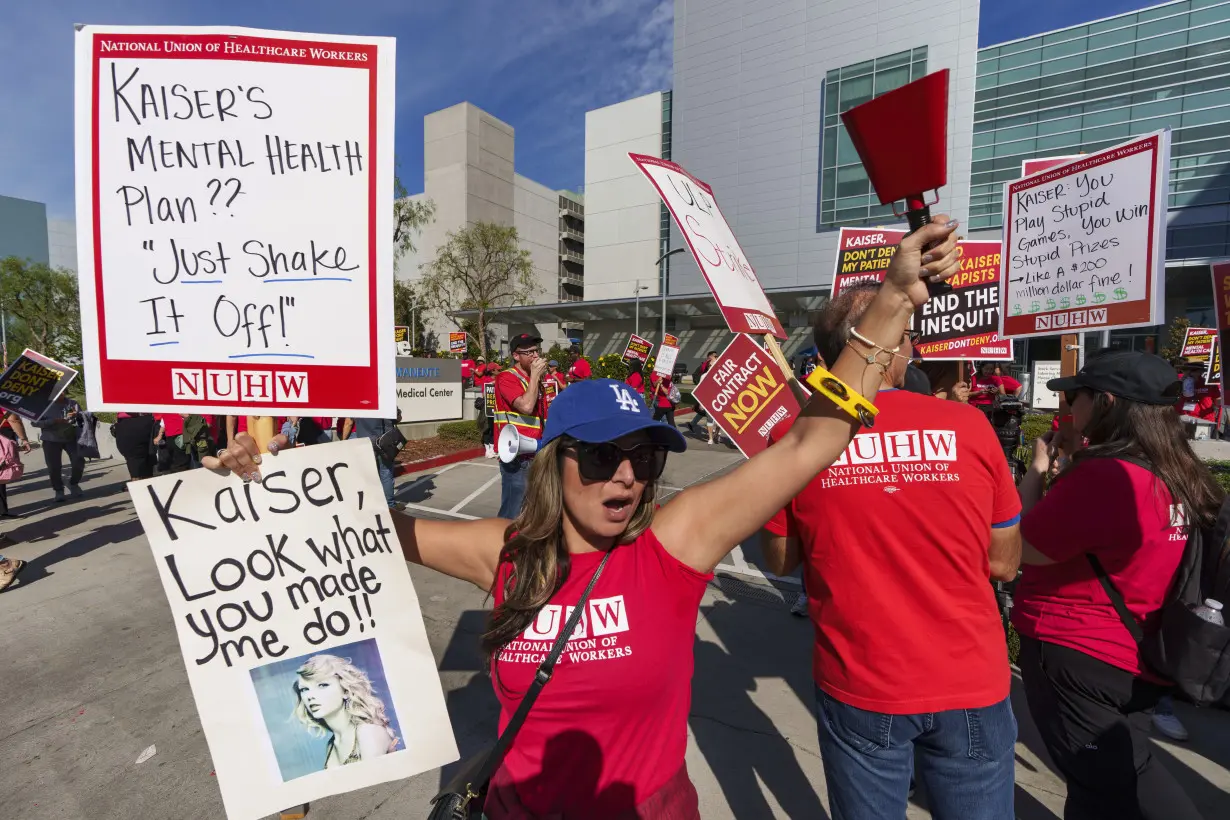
[{"left": 494, "top": 333, "right": 550, "bottom": 518}]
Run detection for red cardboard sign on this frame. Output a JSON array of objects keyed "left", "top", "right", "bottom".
[
  {"left": 629, "top": 154, "right": 786, "bottom": 338},
  {"left": 691, "top": 334, "right": 801, "bottom": 458},
  {"left": 831, "top": 228, "right": 1012, "bottom": 360},
  {"left": 1002, "top": 132, "right": 1169, "bottom": 339},
  {"left": 663, "top": 333, "right": 679, "bottom": 348},
  {"left": 623, "top": 334, "right": 653, "bottom": 362}
]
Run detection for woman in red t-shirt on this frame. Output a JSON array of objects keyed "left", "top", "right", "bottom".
[
  {"left": 1014, "top": 350, "right": 1219, "bottom": 820},
  {"left": 968, "top": 361, "right": 1004, "bottom": 413},
  {"left": 646, "top": 371, "right": 676, "bottom": 429},
  {"left": 203, "top": 220, "right": 964, "bottom": 818},
  {"left": 624, "top": 358, "right": 646, "bottom": 396}
]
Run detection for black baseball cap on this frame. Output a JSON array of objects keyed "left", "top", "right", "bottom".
[
  {"left": 1047, "top": 350, "right": 1181, "bottom": 405},
  {"left": 509, "top": 333, "right": 542, "bottom": 352}
]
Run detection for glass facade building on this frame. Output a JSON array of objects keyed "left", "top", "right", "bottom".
[{"left": 819, "top": 48, "right": 931, "bottom": 227}]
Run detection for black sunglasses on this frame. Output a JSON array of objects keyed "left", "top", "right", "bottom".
[
  {"left": 565, "top": 439, "right": 669, "bottom": 482},
  {"left": 1064, "top": 387, "right": 1094, "bottom": 406}
]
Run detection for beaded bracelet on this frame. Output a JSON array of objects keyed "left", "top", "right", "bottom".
[{"left": 804, "top": 366, "right": 879, "bottom": 428}]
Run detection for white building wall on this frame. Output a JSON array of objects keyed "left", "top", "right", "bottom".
[
  {"left": 513, "top": 174, "right": 561, "bottom": 310},
  {"left": 583, "top": 92, "right": 666, "bottom": 301},
  {"left": 47, "top": 219, "right": 77, "bottom": 273},
  {"left": 669, "top": 0, "right": 980, "bottom": 295}
]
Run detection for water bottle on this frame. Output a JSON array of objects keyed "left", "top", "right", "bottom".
[{"left": 1193, "top": 599, "right": 1225, "bottom": 627}]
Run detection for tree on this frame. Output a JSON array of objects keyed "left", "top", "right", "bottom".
[
  {"left": 393, "top": 170, "right": 435, "bottom": 268},
  {"left": 0, "top": 257, "right": 82, "bottom": 367},
  {"left": 417, "top": 222, "right": 538, "bottom": 356},
  {"left": 1160, "top": 316, "right": 1192, "bottom": 363}
]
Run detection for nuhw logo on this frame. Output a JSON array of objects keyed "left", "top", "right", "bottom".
[
  {"left": 171, "top": 368, "right": 309, "bottom": 403},
  {"left": 522, "top": 595, "right": 629, "bottom": 640},
  {"left": 832, "top": 430, "right": 958, "bottom": 465}
]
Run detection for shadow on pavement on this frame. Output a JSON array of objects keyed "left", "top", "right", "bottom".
[
  {"left": 9, "top": 500, "right": 133, "bottom": 545},
  {"left": 691, "top": 598, "right": 829, "bottom": 819},
  {"left": 398, "top": 474, "right": 439, "bottom": 505},
  {"left": 4, "top": 514, "right": 143, "bottom": 589},
  {"left": 436, "top": 609, "right": 500, "bottom": 791}
]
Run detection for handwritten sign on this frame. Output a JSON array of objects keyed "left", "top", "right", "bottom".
[
  {"left": 623, "top": 334, "right": 653, "bottom": 362},
  {"left": 629, "top": 155, "right": 785, "bottom": 338},
  {"left": 1001, "top": 132, "right": 1170, "bottom": 339},
  {"left": 691, "top": 334, "right": 801, "bottom": 458},
  {"left": 448, "top": 332, "right": 467, "bottom": 354},
  {"left": 0, "top": 349, "right": 79, "bottom": 421},
  {"left": 131, "top": 439, "right": 456, "bottom": 820},
  {"left": 74, "top": 25, "right": 396, "bottom": 416},
  {"left": 653, "top": 343, "right": 679, "bottom": 378},
  {"left": 831, "top": 229, "right": 1011, "bottom": 360},
  {"left": 483, "top": 381, "right": 496, "bottom": 418}
]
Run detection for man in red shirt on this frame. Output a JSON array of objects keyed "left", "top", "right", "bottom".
[
  {"left": 566, "top": 345, "right": 591, "bottom": 383},
  {"left": 494, "top": 333, "right": 548, "bottom": 518},
  {"left": 760, "top": 283, "right": 1022, "bottom": 817}
]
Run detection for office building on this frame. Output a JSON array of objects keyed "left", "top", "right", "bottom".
[
  {"left": 394, "top": 102, "right": 581, "bottom": 352},
  {"left": 971, "top": 0, "right": 1230, "bottom": 355},
  {"left": 0, "top": 194, "right": 50, "bottom": 265}
]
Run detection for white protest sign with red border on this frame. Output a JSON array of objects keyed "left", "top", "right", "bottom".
[
  {"left": 629, "top": 154, "right": 785, "bottom": 338},
  {"left": 1021, "top": 156, "right": 1082, "bottom": 177},
  {"left": 691, "top": 334, "right": 801, "bottom": 458},
  {"left": 75, "top": 25, "right": 395, "bottom": 416},
  {"left": 653, "top": 343, "right": 679, "bottom": 378},
  {"left": 1001, "top": 131, "right": 1170, "bottom": 339}
]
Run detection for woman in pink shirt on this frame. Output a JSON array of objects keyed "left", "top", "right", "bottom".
[
  {"left": 1015, "top": 350, "right": 1220, "bottom": 820},
  {"left": 206, "top": 220, "right": 963, "bottom": 818}
]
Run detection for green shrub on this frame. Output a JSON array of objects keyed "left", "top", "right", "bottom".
[
  {"left": 436, "top": 420, "right": 480, "bottom": 443},
  {"left": 1206, "top": 460, "right": 1230, "bottom": 494},
  {"left": 594, "top": 353, "right": 628, "bottom": 381},
  {"left": 1020, "top": 413, "right": 1053, "bottom": 447}
]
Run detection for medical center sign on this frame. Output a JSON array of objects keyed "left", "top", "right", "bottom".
[{"left": 74, "top": 25, "right": 396, "bottom": 416}]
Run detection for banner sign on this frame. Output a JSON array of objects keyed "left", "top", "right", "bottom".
[
  {"left": 629, "top": 154, "right": 785, "bottom": 338},
  {"left": 832, "top": 229, "right": 1011, "bottom": 360},
  {"left": 1181, "top": 326, "right": 1217, "bottom": 383},
  {"left": 0, "top": 349, "right": 80, "bottom": 421},
  {"left": 623, "top": 334, "right": 653, "bottom": 362},
  {"left": 543, "top": 378, "right": 559, "bottom": 405},
  {"left": 1001, "top": 131, "right": 1170, "bottom": 339},
  {"left": 691, "top": 334, "right": 801, "bottom": 458},
  {"left": 1212, "top": 262, "right": 1230, "bottom": 404},
  {"left": 653, "top": 344, "right": 680, "bottom": 378},
  {"left": 130, "top": 439, "right": 457, "bottom": 820},
  {"left": 74, "top": 25, "right": 396, "bottom": 417},
  {"left": 1031, "top": 360, "right": 1062, "bottom": 410},
  {"left": 663, "top": 333, "right": 679, "bottom": 348},
  {"left": 483, "top": 381, "right": 496, "bottom": 418},
  {"left": 448, "top": 332, "right": 467, "bottom": 354}
]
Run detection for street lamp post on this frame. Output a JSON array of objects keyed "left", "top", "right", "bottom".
[
  {"left": 655, "top": 247, "right": 686, "bottom": 345},
  {"left": 633, "top": 280, "right": 650, "bottom": 338}
]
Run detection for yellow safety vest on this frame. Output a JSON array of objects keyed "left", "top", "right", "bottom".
[{"left": 493, "top": 367, "right": 544, "bottom": 445}]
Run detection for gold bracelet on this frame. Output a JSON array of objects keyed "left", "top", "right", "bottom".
[{"left": 804, "top": 365, "right": 879, "bottom": 428}]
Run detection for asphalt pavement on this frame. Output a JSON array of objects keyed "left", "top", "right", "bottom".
[{"left": 1, "top": 433, "right": 1228, "bottom": 819}]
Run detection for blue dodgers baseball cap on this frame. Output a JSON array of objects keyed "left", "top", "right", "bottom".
[{"left": 542, "top": 378, "right": 687, "bottom": 452}]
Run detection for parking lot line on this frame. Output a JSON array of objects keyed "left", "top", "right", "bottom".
[
  {"left": 450, "top": 474, "right": 501, "bottom": 513},
  {"left": 401, "top": 501, "right": 478, "bottom": 521}
]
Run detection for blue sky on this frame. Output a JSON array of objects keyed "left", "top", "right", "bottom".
[{"left": 1, "top": 0, "right": 1159, "bottom": 221}]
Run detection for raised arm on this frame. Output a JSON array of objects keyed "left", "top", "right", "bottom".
[{"left": 654, "top": 219, "right": 962, "bottom": 573}]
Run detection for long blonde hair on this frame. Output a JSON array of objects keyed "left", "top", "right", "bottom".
[
  {"left": 481, "top": 438, "right": 658, "bottom": 666},
  {"left": 291, "top": 654, "right": 396, "bottom": 746}
]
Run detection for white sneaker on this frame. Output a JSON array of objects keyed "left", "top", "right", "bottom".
[
  {"left": 790, "top": 592, "right": 809, "bottom": 617},
  {"left": 484, "top": 444, "right": 497, "bottom": 459},
  {"left": 1152, "top": 711, "right": 1189, "bottom": 741}
]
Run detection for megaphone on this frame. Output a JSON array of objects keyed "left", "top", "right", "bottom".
[
  {"left": 840, "top": 68, "right": 952, "bottom": 295},
  {"left": 498, "top": 425, "right": 539, "bottom": 464}
]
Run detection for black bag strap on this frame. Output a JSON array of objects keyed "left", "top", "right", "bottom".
[
  {"left": 467, "top": 549, "right": 613, "bottom": 791},
  {"left": 1086, "top": 553, "right": 1146, "bottom": 644}
]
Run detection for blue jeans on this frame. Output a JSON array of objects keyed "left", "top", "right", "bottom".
[
  {"left": 815, "top": 687, "right": 1016, "bottom": 820},
  {"left": 498, "top": 457, "right": 530, "bottom": 519},
  {"left": 376, "top": 458, "right": 395, "bottom": 507}
]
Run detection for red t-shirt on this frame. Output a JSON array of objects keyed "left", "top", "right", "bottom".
[
  {"left": 568, "top": 358, "right": 592, "bottom": 381},
  {"left": 625, "top": 371, "right": 645, "bottom": 396},
  {"left": 969, "top": 374, "right": 1004, "bottom": 406},
  {"left": 648, "top": 373, "right": 673, "bottom": 408},
  {"left": 765, "top": 390, "right": 1019, "bottom": 713},
  {"left": 461, "top": 359, "right": 475, "bottom": 380},
  {"left": 488, "top": 530, "right": 710, "bottom": 816},
  {"left": 156, "top": 414, "right": 185, "bottom": 438},
  {"left": 1013, "top": 458, "right": 1187, "bottom": 677},
  {"left": 496, "top": 369, "right": 548, "bottom": 441}
]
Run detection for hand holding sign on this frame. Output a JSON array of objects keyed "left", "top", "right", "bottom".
[{"left": 884, "top": 218, "right": 962, "bottom": 308}]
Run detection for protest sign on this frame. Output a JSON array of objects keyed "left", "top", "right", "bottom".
[
  {"left": 74, "top": 25, "right": 396, "bottom": 416},
  {"left": 663, "top": 333, "right": 679, "bottom": 348},
  {"left": 653, "top": 343, "right": 680, "bottom": 378},
  {"left": 1181, "top": 326, "right": 1218, "bottom": 381},
  {"left": 1001, "top": 131, "right": 1170, "bottom": 339},
  {"left": 1031, "top": 360, "right": 1061, "bottom": 410},
  {"left": 629, "top": 155, "right": 785, "bottom": 338},
  {"left": 130, "top": 438, "right": 457, "bottom": 820},
  {"left": 831, "top": 229, "right": 1011, "bottom": 360},
  {"left": 1213, "top": 341, "right": 1222, "bottom": 385},
  {"left": 0, "top": 349, "right": 80, "bottom": 421},
  {"left": 623, "top": 334, "right": 652, "bottom": 362},
  {"left": 1212, "top": 262, "right": 1230, "bottom": 402},
  {"left": 691, "top": 334, "right": 801, "bottom": 458},
  {"left": 394, "top": 326, "right": 412, "bottom": 357},
  {"left": 448, "top": 332, "right": 467, "bottom": 354},
  {"left": 543, "top": 379, "right": 559, "bottom": 405},
  {"left": 483, "top": 381, "right": 496, "bottom": 418},
  {"left": 1022, "top": 156, "right": 1082, "bottom": 177}
]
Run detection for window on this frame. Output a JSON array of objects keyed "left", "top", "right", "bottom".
[{"left": 818, "top": 47, "right": 928, "bottom": 229}]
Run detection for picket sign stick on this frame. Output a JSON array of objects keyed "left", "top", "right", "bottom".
[{"left": 762, "top": 336, "right": 811, "bottom": 407}]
